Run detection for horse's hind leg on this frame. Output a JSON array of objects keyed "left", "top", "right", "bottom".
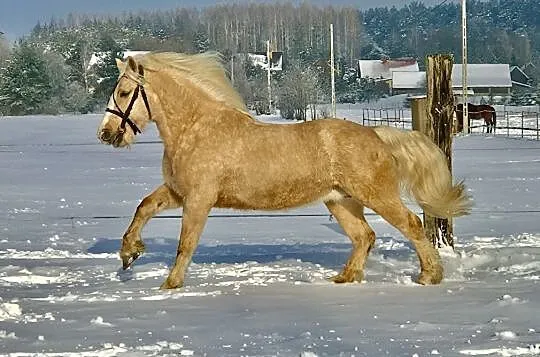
[
  {"left": 121, "top": 184, "right": 182, "bottom": 269},
  {"left": 367, "top": 194, "right": 443, "bottom": 285},
  {"left": 325, "top": 198, "right": 375, "bottom": 283}
]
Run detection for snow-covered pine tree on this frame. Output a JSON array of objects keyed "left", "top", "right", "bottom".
[
  {"left": 92, "top": 34, "right": 123, "bottom": 104},
  {"left": 0, "top": 43, "right": 53, "bottom": 115}
]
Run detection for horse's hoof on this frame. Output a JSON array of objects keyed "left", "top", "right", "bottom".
[
  {"left": 417, "top": 271, "right": 443, "bottom": 285},
  {"left": 121, "top": 252, "right": 140, "bottom": 270},
  {"left": 120, "top": 241, "right": 145, "bottom": 270},
  {"left": 328, "top": 269, "right": 364, "bottom": 284},
  {"left": 328, "top": 273, "right": 354, "bottom": 284},
  {"left": 159, "top": 279, "right": 183, "bottom": 290},
  {"left": 329, "top": 275, "right": 347, "bottom": 284}
]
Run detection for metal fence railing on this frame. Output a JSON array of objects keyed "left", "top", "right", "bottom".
[
  {"left": 361, "top": 108, "right": 412, "bottom": 129},
  {"left": 496, "top": 111, "right": 540, "bottom": 140},
  {"left": 360, "top": 107, "right": 540, "bottom": 141}
]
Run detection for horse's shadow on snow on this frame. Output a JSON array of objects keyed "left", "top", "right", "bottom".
[{"left": 87, "top": 222, "right": 415, "bottom": 271}]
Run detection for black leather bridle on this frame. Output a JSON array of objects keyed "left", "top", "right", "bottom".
[{"left": 105, "top": 76, "right": 151, "bottom": 135}]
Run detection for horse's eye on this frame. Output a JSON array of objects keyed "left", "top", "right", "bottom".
[{"left": 119, "top": 90, "right": 130, "bottom": 98}]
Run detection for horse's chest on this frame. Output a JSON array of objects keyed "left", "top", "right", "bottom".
[
  {"left": 162, "top": 154, "right": 182, "bottom": 194},
  {"left": 161, "top": 154, "right": 203, "bottom": 197}
]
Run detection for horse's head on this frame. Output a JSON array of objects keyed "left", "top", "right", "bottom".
[{"left": 97, "top": 56, "right": 152, "bottom": 148}]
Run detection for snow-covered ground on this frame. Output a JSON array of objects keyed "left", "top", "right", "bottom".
[{"left": 1, "top": 114, "right": 540, "bottom": 357}]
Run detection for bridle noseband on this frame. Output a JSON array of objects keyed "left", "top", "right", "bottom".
[{"left": 105, "top": 76, "right": 152, "bottom": 135}]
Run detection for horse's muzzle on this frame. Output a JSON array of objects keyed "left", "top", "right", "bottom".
[
  {"left": 99, "top": 128, "right": 125, "bottom": 147},
  {"left": 99, "top": 128, "right": 113, "bottom": 143}
]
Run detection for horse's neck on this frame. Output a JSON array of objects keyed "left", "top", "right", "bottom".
[
  {"left": 148, "top": 70, "right": 256, "bottom": 157},
  {"left": 147, "top": 76, "right": 194, "bottom": 156},
  {"left": 150, "top": 77, "right": 237, "bottom": 155}
]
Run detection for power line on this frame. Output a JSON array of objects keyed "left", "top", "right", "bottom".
[{"left": 61, "top": 209, "right": 540, "bottom": 222}]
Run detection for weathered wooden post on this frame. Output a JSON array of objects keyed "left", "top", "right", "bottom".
[{"left": 411, "top": 54, "right": 455, "bottom": 248}]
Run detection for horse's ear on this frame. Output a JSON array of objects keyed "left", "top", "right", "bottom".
[
  {"left": 137, "top": 64, "right": 144, "bottom": 76},
  {"left": 115, "top": 58, "right": 126, "bottom": 72},
  {"left": 127, "top": 56, "right": 137, "bottom": 72}
]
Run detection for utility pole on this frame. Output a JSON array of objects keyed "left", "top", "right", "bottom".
[
  {"left": 266, "top": 40, "right": 272, "bottom": 114},
  {"left": 330, "top": 24, "right": 336, "bottom": 118},
  {"left": 461, "top": 0, "right": 469, "bottom": 133}
]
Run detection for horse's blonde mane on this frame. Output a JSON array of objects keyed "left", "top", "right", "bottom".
[{"left": 134, "top": 52, "right": 248, "bottom": 113}]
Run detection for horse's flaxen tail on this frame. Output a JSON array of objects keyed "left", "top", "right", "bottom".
[{"left": 373, "top": 126, "right": 472, "bottom": 219}]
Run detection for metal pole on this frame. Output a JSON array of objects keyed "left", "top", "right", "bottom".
[
  {"left": 330, "top": 24, "right": 336, "bottom": 118},
  {"left": 536, "top": 112, "right": 540, "bottom": 140},
  {"left": 462, "top": 0, "right": 469, "bottom": 133},
  {"left": 267, "top": 40, "right": 272, "bottom": 114},
  {"left": 230, "top": 55, "right": 235, "bottom": 85},
  {"left": 522, "top": 112, "right": 524, "bottom": 138}
]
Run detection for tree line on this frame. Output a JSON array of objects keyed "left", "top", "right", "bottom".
[{"left": 1, "top": 0, "right": 539, "bottom": 116}]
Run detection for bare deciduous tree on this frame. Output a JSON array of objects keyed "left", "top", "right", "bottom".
[{"left": 277, "top": 61, "right": 321, "bottom": 121}]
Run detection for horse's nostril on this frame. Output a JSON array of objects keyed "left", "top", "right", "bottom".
[{"left": 100, "top": 130, "right": 112, "bottom": 142}]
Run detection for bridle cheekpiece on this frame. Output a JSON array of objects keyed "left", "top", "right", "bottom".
[{"left": 105, "top": 71, "right": 151, "bottom": 135}]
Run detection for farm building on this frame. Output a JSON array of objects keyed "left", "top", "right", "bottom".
[
  {"left": 392, "top": 64, "right": 512, "bottom": 101},
  {"left": 247, "top": 51, "right": 283, "bottom": 71},
  {"left": 391, "top": 71, "right": 426, "bottom": 96},
  {"left": 358, "top": 58, "right": 419, "bottom": 83}
]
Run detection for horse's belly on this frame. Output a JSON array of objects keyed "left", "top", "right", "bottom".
[{"left": 215, "top": 185, "right": 342, "bottom": 210}]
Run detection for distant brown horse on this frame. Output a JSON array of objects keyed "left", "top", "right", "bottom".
[
  {"left": 455, "top": 103, "right": 497, "bottom": 133},
  {"left": 97, "top": 52, "right": 471, "bottom": 290}
]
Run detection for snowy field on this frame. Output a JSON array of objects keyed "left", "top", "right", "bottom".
[{"left": 1, "top": 114, "right": 540, "bottom": 356}]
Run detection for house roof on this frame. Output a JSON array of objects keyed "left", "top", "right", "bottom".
[
  {"left": 359, "top": 58, "right": 419, "bottom": 80},
  {"left": 392, "top": 71, "right": 426, "bottom": 89},
  {"left": 510, "top": 65, "right": 531, "bottom": 80},
  {"left": 510, "top": 65, "right": 532, "bottom": 88},
  {"left": 452, "top": 64, "right": 511, "bottom": 88},
  {"left": 512, "top": 81, "right": 533, "bottom": 89},
  {"left": 391, "top": 64, "right": 512, "bottom": 89}
]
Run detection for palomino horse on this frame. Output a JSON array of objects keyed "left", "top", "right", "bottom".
[
  {"left": 455, "top": 103, "right": 497, "bottom": 133},
  {"left": 97, "top": 52, "right": 472, "bottom": 290}
]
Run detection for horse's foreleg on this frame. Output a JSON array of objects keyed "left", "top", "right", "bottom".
[
  {"left": 160, "top": 195, "right": 213, "bottom": 289},
  {"left": 325, "top": 198, "right": 375, "bottom": 283},
  {"left": 121, "top": 184, "right": 182, "bottom": 269}
]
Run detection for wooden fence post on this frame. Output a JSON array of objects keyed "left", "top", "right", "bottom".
[
  {"left": 411, "top": 54, "right": 455, "bottom": 248},
  {"left": 411, "top": 96, "right": 427, "bottom": 132}
]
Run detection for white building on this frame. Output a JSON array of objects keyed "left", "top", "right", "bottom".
[{"left": 392, "top": 64, "right": 512, "bottom": 99}]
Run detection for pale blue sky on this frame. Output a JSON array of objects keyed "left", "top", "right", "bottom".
[{"left": 0, "top": 0, "right": 450, "bottom": 40}]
